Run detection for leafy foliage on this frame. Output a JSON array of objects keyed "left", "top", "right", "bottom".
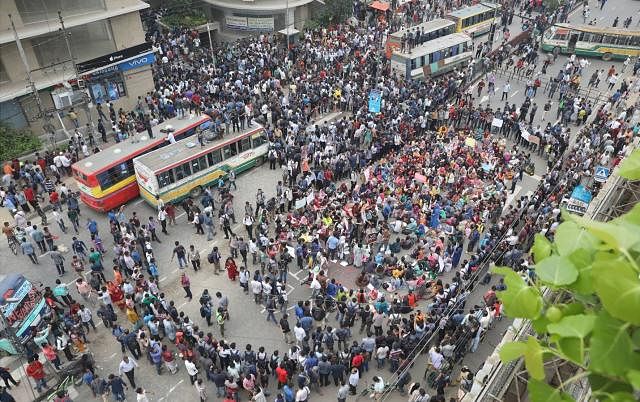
[
  {"left": 493, "top": 149, "right": 640, "bottom": 402},
  {"left": 0, "top": 121, "right": 42, "bottom": 161},
  {"left": 160, "top": 0, "right": 207, "bottom": 28},
  {"left": 306, "top": 0, "right": 352, "bottom": 28}
]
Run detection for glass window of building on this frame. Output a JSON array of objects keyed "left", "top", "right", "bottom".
[{"left": 15, "top": 0, "right": 106, "bottom": 24}]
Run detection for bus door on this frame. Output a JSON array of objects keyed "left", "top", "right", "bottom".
[{"left": 568, "top": 33, "right": 579, "bottom": 53}]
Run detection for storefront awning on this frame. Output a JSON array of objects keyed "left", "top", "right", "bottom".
[{"left": 369, "top": 1, "right": 390, "bottom": 11}]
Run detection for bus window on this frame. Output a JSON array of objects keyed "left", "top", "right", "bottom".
[
  {"left": 252, "top": 134, "right": 267, "bottom": 148},
  {"left": 206, "top": 149, "right": 223, "bottom": 166},
  {"left": 222, "top": 143, "right": 238, "bottom": 159},
  {"left": 174, "top": 162, "right": 192, "bottom": 181},
  {"left": 591, "top": 34, "right": 602, "bottom": 43},
  {"left": 238, "top": 137, "right": 252, "bottom": 153},
  {"left": 410, "top": 58, "right": 417, "bottom": 70},
  {"left": 451, "top": 44, "right": 459, "bottom": 56},
  {"left": 157, "top": 171, "right": 175, "bottom": 188},
  {"left": 631, "top": 36, "right": 640, "bottom": 47},
  {"left": 191, "top": 155, "right": 208, "bottom": 174},
  {"left": 97, "top": 160, "right": 133, "bottom": 191},
  {"left": 602, "top": 35, "right": 615, "bottom": 44}
]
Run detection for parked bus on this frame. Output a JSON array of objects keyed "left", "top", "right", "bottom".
[
  {"left": 446, "top": 2, "right": 501, "bottom": 38},
  {"left": 541, "top": 23, "right": 640, "bottom": 61},
  {"left": 0, "top": 274, "right": 50, "bottom": 355},
  {"left": 133, "top": 124, "right": 267, "bottom": 208},
  {"left": 385, "top": 19, "right": 457, "bottom": 58},
  {"left": 390, "top": 33, "right": 473, "bottom": 80},
  {"left": 71, "top": 115, "right": 212, "bottom": 212}
]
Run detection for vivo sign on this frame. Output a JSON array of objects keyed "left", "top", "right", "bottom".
[{"left": 118, "top": 53, "right": 156, "bottom": 72}]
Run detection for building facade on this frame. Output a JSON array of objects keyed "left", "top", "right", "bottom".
[
  {"left": 0, "top": 0, "right": 153, "bottom": 133},
  {"left": 202, "top": 0, "right": 315, "bottom": 34}
]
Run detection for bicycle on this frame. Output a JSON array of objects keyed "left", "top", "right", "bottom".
[{"left": 43, "top": 374, "right": 79, "bottom": 401}]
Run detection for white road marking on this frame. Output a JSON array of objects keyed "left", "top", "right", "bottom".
[
  {"left": 479, "top": 95, "right": 489, "bottom": 104},
  {"left": 160, "top": 379, "right": 185, "bottom": 401},
  {"left": 510, "top": 90, "right": 519, "bottom": 98},
  {"left": 131, "top": 198, "right": 145, "bottom": 206},
  {"left": 160, "top": 276, "right": 168, "bottom": 282},
  {"left": 178, "top": 301, "right": 188, "bottom": 309}
]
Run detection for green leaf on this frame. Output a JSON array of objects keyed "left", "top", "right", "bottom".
[
  {"left": 589, "top": 373, "right": 634, "bottom": 395},
  {"left": 571, "top": 215, "right": 639, "bottom": 252},
  {"left": 532, "top": 234, "right": 552, "bottom": 263},
  {"left": 558, "top": 302, "right": 585, "bottom": 317},
  {"left": 532, "top": 316, "right": 551, "bottom": 334},
  {"left": 557, "top": 337, "right": 584, "bottom": 364},
  {"left": 523, "top": 336, "right": 546, "bottom": 380},
  {"left": 534, "top": 255, "right": 579, "bottom": 286},
  {"left": 608, "top": 392, "right": 639, "bottom": 402},
  {"left": 627, "top": 370, "right": 640, "bottom": 390},
  {"left": 547, "top": 314, "right": 596, "bottom": 338},
  {"left": 527, "top": 379, "right": 574, "bottom": 402},
  {"left": 554, "top": 221, "right": 599, "bottom": 256},
  {"left": 592, "top": 259, "right": 640, "bottom": 325},
  {"left": 590, "top": 313, "right": 638, "bottom": 377},
  {"left": 567, "top": 249, "right": 594, "bottom": 294},
  {"left": 499, "top": 341, "right": 527, "bottom": 362},
  {"left": 618, "top": 149, "right": 640, "bottom": 180},
  {"left": 491, "top": 266, "right": 543, "bottom": 319}
]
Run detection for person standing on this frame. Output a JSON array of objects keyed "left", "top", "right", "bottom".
[
  {"left": 208, "top": 247, "right": 221, "bottom": 275},
  {"left": 188, "top": 245, "right": 201, "bottom": 271},
  {"left": 501, "top": 81, "right": 511, "bottom": 101},
  {"left": 337, "top": 380, "right": 349, "bottom": 402},
  {"left": 118, "top": 354, "right": 138, "bottom": 388},
  {"left": 216, "top": 307, "right": 226, "bottom": 337},
  {"left": 171, "top": 241, "right": 187, "bottom": 268},
  {"left": 50, "top": 246, "right": 66, "bottom": 276},
  {"left": 348, "top": 368, "right": 359, "bottom": 395},
  {"left": 181, "top": 272, "right": 193, "bottom": 301},
  {"left": 195, "top": 378, "right": 207, "bottom": 402},
  {"left": 280, "top": 313, "right": 293, "bottom": 344},
  {"left": 26, "top": 356, "right": 47, "bottom": 393},
  {"left": 185, "top": 357, "right": 199, "bottom": 385},
  {"left": 107, "top": 373, "right": 128, "bottom": 401},
  {"left": 158, "top": 207, "right": 168, "bottom": 235},
  {"left": 0, "top": 367, "right": 19, "bottom": 390},
  {"left": 20, "top": 238, "right": 38, "bottom": 264}
]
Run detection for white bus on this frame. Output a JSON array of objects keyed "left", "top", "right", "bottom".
[
  {"left": 390, "top": 33, "right": 473, "bottom": 80},
  {"left": 133, "top": 124, "right": 267, "bottom": 207},
  {"left": 385, "top": 19, "right": 457, "bottom": 58}
]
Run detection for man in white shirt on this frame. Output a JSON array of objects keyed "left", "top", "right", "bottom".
[
  {"left": 293, "top": 323, "right": 306, "bottom": 347},
  {"left": 428, "top": 347, "right": 444, "bottom": 370},
  {"left": 185, "top": 357, "right": 199, "bottom": 384},
  {"left": 118, "top": 355, "right": 139, "bottom": 388}
]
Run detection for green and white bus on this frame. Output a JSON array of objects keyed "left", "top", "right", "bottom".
[
  {"left": 133, "top": 124, "right": 267, "bottom": 207},
  {"left": 390, "top": 33, "right": 473, "bottom": 80},
  {"left": 541, "top": 23, "right": 640, "bottom": 61}
]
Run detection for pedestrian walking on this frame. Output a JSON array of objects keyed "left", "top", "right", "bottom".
[
  {"left": 188, "top": 245, "right": 201, "bottom": 271},
  {"left": 181, "top": 272, "right": 193, "bottom": 300},
  {"left": 118, "top": 355, "right": 138, "bottom": 388}
]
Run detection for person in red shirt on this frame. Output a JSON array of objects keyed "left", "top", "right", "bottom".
[
  {"left": 26, "top": 356, "right": 48, "bottom": 393},
  {"left": 351, "top": 352, "right": 365, "bottom": 373},
  {"left": 275, "top": 364, "right": 288, "bottom": 388},
  {"left": 49, "top": 191, "right": 60, "bottom": 210}
]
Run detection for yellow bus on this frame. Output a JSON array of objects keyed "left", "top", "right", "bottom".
[
  {"left": 385, "top": 19, "right": 457, "bottom": 58},
  {"left": 133, "top": 124, "right": 267, "bottom": 207},
  {"left": 390, "top": 33, "right": 473, "bottom": 80},
  {"left": 541, "top": 23, "right": 640, "bottom": 61},
  {"left": 446, "top": 2, "right": 501, "bottom": 38}
]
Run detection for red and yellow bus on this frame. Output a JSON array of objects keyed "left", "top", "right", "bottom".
[{"left": 71, "top": 115, "right": 212, "bottom": 212}]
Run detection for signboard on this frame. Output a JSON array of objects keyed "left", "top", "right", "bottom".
[
  {"left": 226, "top": 16, "right": 248, "bottom": 29},
  {"left": 77, "top": 43, "right": 153, "bottom": 73},
  {"left": 118, "top": 52, "right": 156, "bottom": 72},
  {"left": 0, "top": 275, "right": 47, "bottom": 339},
  {"left": 594, "top": 166, "right": 610, "bottom": 183},
  {"left": 368, "top": 90, "right": 382, "bottom": 114},
  {"left": 247, "top": 17, "right": 274, "bottom": 30},
  {"left": 491, "top": 118, "right": 503, "bottom": 128},
  {"left": 565, "top": 184, "right": 592, "bottom": 215}
]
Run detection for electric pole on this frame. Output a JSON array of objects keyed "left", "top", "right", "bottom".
[
  {"left": 8, "top": 13, "right": 56, "bottom": 147},
  {"left": 58, "top": 10, "right": 95, "bottom": 144}
]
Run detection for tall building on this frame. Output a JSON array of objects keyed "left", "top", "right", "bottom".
[
  {"left": 0, "top": 0, "right": 154, "bottom": 132},
  {"left": 202, "top": 0, "right": 315, "bottom": 34}
]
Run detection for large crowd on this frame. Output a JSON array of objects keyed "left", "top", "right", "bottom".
[{"left": 0, "top": 0, "right": 637, "bottom": 401}]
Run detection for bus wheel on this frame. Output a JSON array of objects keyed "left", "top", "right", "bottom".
[
  {"left": 255, "top": 156, "right": 264, "bottom": 166},
  {"left": 189, "top": 186, "right": 203, "bottom": 198},
  {"left": 602, "top": 52, "right": 613, "bottom": 61}
]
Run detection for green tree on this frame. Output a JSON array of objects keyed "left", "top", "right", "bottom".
[
  {"left": 495, "top": 149, "right": 640, "bottom": 402},
  {"left": 308, "top": 0, "right": 352, "bottom": 27},
  {"left": 0, "top": 121, "right": 42, "bottom": 162},
  {"left": 160, "top": 0, "right": 207, "bottom": 28}
]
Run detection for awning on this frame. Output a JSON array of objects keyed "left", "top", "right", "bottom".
[{"left": 369, "top": 1, "right": 390, "bottom": 11}]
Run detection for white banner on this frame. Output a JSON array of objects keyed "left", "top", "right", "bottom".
[
  {"left": 247, "top": 17, "right": 274, "bottom": 31},
  {"left": 226, "top": 16, "right": 248, "bottom": 29}
]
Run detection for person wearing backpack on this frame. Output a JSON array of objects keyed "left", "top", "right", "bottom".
[{"left": 200, "top": 301, "right": 212, "bottom": 326}]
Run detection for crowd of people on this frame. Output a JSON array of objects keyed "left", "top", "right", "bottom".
[{"left": 1, "top": 0, "right": 637, "bottom": 401}]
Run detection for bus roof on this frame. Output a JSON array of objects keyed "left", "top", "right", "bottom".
[
  {"left": 447, "top": 2, "right": 500, "bottom": 19},
  {"left": 72, "top": 115, "right": 211, "bottom": 175},
  {"left": 392, "top": 33, "right": 472, "bottom": 59},
  {"left": 134, "top": 123, "right": 265, "bottom": 173},
  {"left": 389, "top": 19, "right": 455, "bottom": 39},
  {"left": 552, "top": 22, "right": 640, "bottom": 36}
]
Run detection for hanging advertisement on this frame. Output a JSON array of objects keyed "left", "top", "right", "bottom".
[
  {"left": 247, "top": 17, "right": 275, "bottom": 31},
  {"left": 226, "top": 16, "right": 248, "bottom": 29}
]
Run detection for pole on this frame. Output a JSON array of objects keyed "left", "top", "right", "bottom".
[
  {"left": 58, "top": 10, "right": 94, "bottom": 139},
  {"left": 207, "top": 22, "right": 216, "bottom": 68},
  {"left": 286, "top": 0, "right": 290, "bottom": 51},
  {"left": 9, "top": 13, "right": 56, "bottom": 146}
]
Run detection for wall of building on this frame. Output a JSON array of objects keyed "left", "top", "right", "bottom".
[{"left": 110, "top": 12, "right": 147, "bottom": 50}]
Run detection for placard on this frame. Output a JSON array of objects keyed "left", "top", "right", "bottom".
[
  {"left": 295, "top": 199, "right": 306, "bottom": 209},
  {"left": 491, "top": 118, "right": 503, "bottom": 128}
]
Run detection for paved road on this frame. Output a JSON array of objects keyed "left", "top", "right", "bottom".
[{"left": 1, "top": 1, "right": 635, "bottom": 401}]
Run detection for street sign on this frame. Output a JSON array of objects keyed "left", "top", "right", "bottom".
[{"left": 594, "top": 166, "right": 610, "bottom": 183}]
